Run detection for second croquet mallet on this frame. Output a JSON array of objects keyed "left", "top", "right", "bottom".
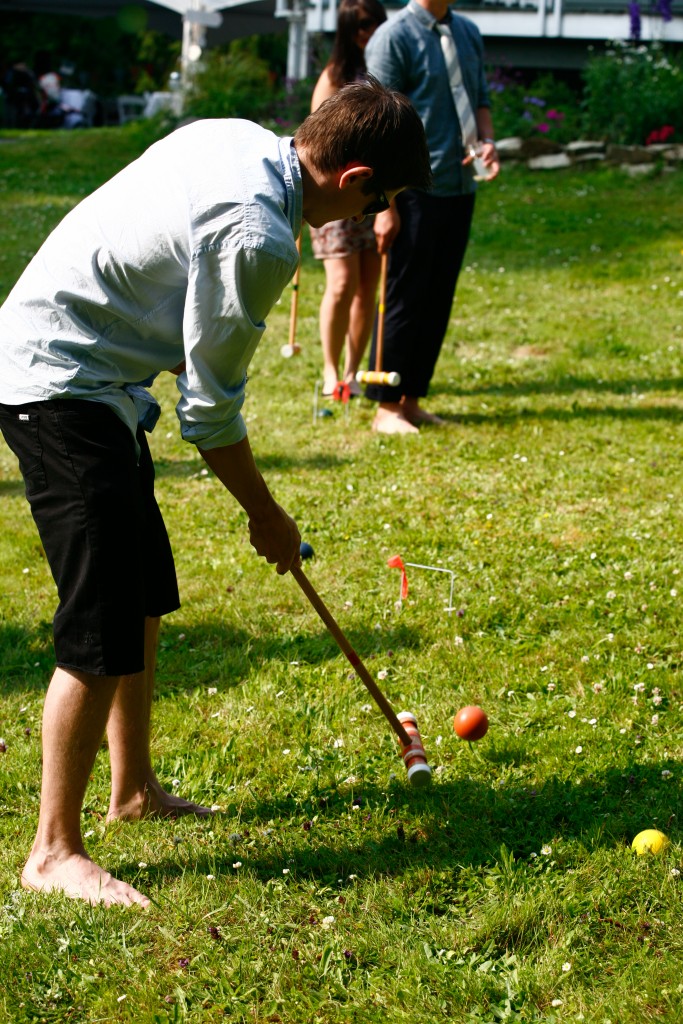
[
  {"left": 290, "top": 565, "right": 431, "bottom": 786},
  {"left": 281, "top": 234, "right": 302, "bottom": 358},
  {"left": 355, "top": 251, "right": 401, "bottom": 389}
]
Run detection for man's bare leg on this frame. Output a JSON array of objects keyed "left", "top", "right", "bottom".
[
  {"left": 106, "top": 616, "right": 211, "bottom": 821},
  {"left": 21, "top": 667, "right": 150, "bottom": 907}
]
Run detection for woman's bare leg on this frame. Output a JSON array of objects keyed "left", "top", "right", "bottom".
[{"left": 319, "top": 255, "right": 359, "bottom": 394}]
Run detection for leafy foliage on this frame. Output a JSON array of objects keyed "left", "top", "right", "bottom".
[
  {"left": 582, "top": 41, "right": 683, "bottom": 144},
  {"left": 488, "top": 70, "right": 583, "bottom": 144}
]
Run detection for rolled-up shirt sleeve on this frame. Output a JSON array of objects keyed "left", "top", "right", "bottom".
[{"left": 175, "top": 242, "right": 294, "bottom": 450}]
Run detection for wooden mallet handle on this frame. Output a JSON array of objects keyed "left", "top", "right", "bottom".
[
  {"left": 374, "top": 251, "right": 388, "bottom": 374},
  {"left": 290, "top": 564, "right": 411, "bottom": 747}
]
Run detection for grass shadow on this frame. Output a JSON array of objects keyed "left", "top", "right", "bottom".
[{"left": 116, "top": 765, "right": 680, "bottom": 890}]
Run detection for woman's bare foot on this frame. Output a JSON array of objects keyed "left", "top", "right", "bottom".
[
  {"left": 107, "top": 778, "right": 213, "bottom": 822},
  {"left": 22, "top": 850, "right": 150, "bottom": 907},
  {"left": 372, "top": 404, "right": 419, "bottom": 435},
  {"left": 401, "top": 397, "right": 445, "bottom": 426}
]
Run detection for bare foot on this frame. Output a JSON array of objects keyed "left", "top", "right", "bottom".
[
  {"left": 401, "top": 397, "right": 445, "bottom": 426},
  {"left": 107, "top": 779, "right": 213, "bottom": 822},
  {"left": 22, "top": 850, "right": 150, "bottom": 907},
  {"left": 372, "top": 406, "right": 419, "bottom": 435}
]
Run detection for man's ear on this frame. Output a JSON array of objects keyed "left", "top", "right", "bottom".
[{"left": 338, "top": 164, "right": 374, "bottom": 190}]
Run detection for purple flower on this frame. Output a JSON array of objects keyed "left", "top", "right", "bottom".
[
  {"left": 629, "top": 1, "right": 642, "bottom": 40},
  {"left": 524, "top": 96, "right": 546, "bottom": 107},
  {"left": 536, "top": 123, "right": 550, "bottom": 133},
  {"left": 655, "top": 0, "right": 673, "bottom": 20}
]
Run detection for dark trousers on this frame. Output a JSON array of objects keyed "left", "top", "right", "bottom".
[{"left": 365, "top": 189, "right": 476, "bottom": 403}]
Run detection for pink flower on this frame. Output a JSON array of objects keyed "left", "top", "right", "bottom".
[
  {"left": 546, "top": 109, "right": 565, "bottom": 121},
  {"left": 536, "top": 122, "right": 550, "bottom": 133}
]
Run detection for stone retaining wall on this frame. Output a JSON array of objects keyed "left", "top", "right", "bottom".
[{"left": 497, "top": 136, "right": 683, "bottom": 174}]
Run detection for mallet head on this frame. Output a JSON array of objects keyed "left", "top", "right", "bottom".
[{"left": 397, "top": 711, "right": 432, "bottom": 787}]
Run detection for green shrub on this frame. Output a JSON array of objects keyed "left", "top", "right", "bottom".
[
  {"left": 184, "top": 40, "right": 276, "bottom": 121},
  {"left": 582, "top": 41, "right": 683, "bottom": 144},
  {"left": 488, "top": 70, "right": 583, "bottom": 145}
]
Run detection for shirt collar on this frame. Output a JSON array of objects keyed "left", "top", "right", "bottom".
[
  {"left": 407, "top": 0, "right": 444, "bottom": 29},
  {"left": 278, "top": 135, "right": 303, "bottom": 240}
]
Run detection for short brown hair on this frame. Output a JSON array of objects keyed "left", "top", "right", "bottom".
[{"left": 294, "top": 76, "right": 432, "bottom": 194}]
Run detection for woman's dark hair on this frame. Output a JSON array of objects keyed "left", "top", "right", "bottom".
[
  {"left": 327, "top": 0, "right": 387, "bottom": 89},
  {"left": 295, "top": 76, "right": 432, "bottom": 195}
]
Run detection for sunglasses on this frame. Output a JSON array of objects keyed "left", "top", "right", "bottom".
[{"left": 361, "top": 189, "right": 390, "bottom": 217}]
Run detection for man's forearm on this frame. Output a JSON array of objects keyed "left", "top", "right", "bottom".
[{"left": 198, "top": 436, "right": 274, "bottom": 520}]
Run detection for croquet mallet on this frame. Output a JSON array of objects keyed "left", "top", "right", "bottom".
[
  {"left": 355, "top": 251, "right": 401, "bottom": 389},
  {"left": 280, "top": 233, "right": 302, "bottom": 358},
  {"left": 290, "top": 564, "right": 431, "bottom": 786}
]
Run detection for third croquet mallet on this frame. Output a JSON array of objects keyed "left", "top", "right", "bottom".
[
  {"left": 290, "top": 564, "right": 431, "bottom": 786},
  {"left": 355, "top": 251, "right": 401, "bottom": 389}
]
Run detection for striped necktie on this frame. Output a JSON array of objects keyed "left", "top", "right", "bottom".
[{"left": 436, "top": 22, "right": 477, "bottom": 148}]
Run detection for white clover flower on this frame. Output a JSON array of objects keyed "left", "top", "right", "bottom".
[
  {"left": 172, "top": 778, "right": 180, "bottom": 788},
  {"left": 562, "top": 962, "right": 572, "bottom": 972},
  {"left": 138, "top": 861, "right": 147, "bottom": 869},
  {"left": 624, "top": 571, "right": 633, "bottom": 580},
  {"left": 282, "top": 868, "right": 290, "bottom": 875},
  {"left": 568, "top": 710, "right": 576, "bottom": 718},
  {"left": 634, "top": 682, "right": 645, "bottom": 692},
  {"left": 671, "top": 868, "right": 680, "bottom": 877},
  {"left": 206, "top": 874, "right": 215, "bottom": 880},
  {"left": 593, "top": 683, "right": 604, "bottom": 693},
  {"left": 541, "top": 845, "right": 552, "bottom": 856},
  {"left": 233, "top": 861, "right": 242, "bottom": 869},
  {"left": 671, "top": 589, "right": 678, "bottom": 598},
  {"left": 207, "top": 687, "right": 217, "bottom": 696},
  {"left": 575, "top": 746, "right": 583, "bottom": 754},
  {"left": 551, "top": 999, "right": 563, "bottom": 1007},
  {"left": 283, "top": 748, "right": 291, "bottom": 755},
  {"left": 361, "top": 704, "right": 372, "bottom": 713},
  {"left": 377, "top": 669, "right": 388, "bottom": 680},
  {"left": 454, "top": 635, "right": 464, "bottom": 646},
  {"left": 333, "top": 737, "right": 344, "bottom": 748},
  {"left": 581, "top": 655, "right": 590, "bottom": 663},
  {"left": 651, "top": 715, "right": 659, "bottom": 726},
  {"left": 547, "top": 682, "right": 556, "bottom": 691},
  {"left": 322, "top": 915, "right": 335, "bottom": 929},
  {"left": 606, "top": 591, "right": 616, "bottom": 600},
  {"left": 662, "top": 770, "right": 673, "bottom": 779}
]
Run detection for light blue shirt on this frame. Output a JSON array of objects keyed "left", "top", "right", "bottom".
[
  {"left": 365, "top": 1, "right": 490, "bottom": 197},
  {"left": 0, "top": 119, "right": 302, "bottom": 449}
]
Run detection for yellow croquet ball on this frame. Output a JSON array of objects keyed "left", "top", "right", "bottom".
[{"left": 631, "top": 829, "right": 669, "bottom": 856}]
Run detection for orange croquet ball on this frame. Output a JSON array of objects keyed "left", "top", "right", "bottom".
[{"left": 453, "top": 705, "right": 489, "bottom": 741}]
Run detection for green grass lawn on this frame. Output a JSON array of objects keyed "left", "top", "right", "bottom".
[{"left": 0, "top": 126, "right": 682, "bottom": 1023}]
